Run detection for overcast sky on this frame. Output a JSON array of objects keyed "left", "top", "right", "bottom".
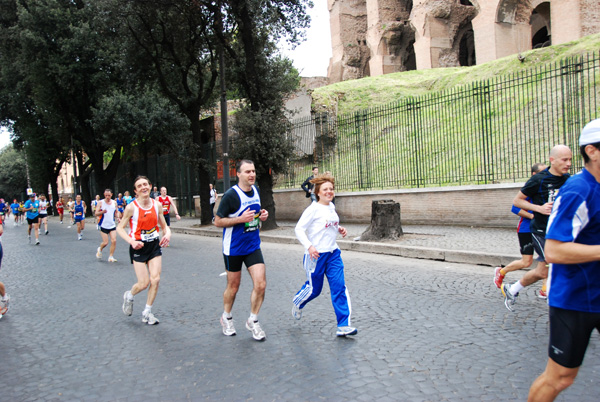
[
  {"left": 0, "top": 2, "right": 331, "bottom": 149},
  {"left": 280, "top": 0, "right": 331, "bottom": 77}
]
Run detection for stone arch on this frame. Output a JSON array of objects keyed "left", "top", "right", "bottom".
[
  {"left": 531, "top": 2, "right": 551, "bottom": 48},
  {"left": 496, "top": 0, "right": 531, "bottom": 25},
  {"left": 366, "top": 0, "right": 416, "bottom": 75}
]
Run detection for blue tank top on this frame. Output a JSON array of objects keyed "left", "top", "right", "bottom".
[
  {"left": 222, "top": 185, "right": 261, "bottom": 256},
  {"left": 74, "top": 201, "right": 85, "bottom": 219}
]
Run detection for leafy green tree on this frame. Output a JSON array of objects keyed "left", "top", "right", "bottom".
[
  {"left": 0, "top": 0, "right": 188, "bottom": 212},
  {"left": 224, "top": 0, "right": 311, "bottom": 229},
  {"left": 119, "top": 0, "right": 222, "bottom": 224},
  {"left": 0, "top": 144, "right": 28, "bottom": 201}
]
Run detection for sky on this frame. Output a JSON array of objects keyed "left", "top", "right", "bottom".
[
  {"left": 0, "top": 2, "right": 331, "bottom": 149},
  {"left": 279, "top": 0, "right": 332, "bottom": 77},
  {"left": 0, "top": 127, "right": 10, "bottom": 150}
]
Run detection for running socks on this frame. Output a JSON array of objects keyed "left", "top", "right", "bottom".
[{"left": 509, "top": 281, "right": 524, "bottom": 296}]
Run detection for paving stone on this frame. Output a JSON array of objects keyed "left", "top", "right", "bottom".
[{"left": 0, "top": 218, "right": 598, "bottom": 400}]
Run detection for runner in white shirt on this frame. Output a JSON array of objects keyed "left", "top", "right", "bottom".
[
  {"left": 38, "top": 195, "right": 49, "bottom": 235},
  {"left": 291, "top": 173, "right": 357, "bottom": 337},
  {"left": 95, "top": 189, "right": 118, "bottom": 262}
]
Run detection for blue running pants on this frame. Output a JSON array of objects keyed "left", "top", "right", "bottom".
[{"left": 292, "top": 248, "right": 352, "bottom": 327}]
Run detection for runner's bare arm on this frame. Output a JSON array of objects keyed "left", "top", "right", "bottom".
[
  {"left": 158, "top": 213, "right": 171, "bottom": 247},
  {"left": 168, "top": 196, "right": 180, "bottom": 220}
]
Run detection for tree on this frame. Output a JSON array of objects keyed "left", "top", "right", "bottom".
[
  {"left": 0, "top": 144, "right": 28, "bottom": 201},
  {"left": 119, "top": 0, "right": 222, "bottom": 225},
  {"left": 0, "top": 0, "right": 188, "bottom": 213},
  {"left": 223, "top": 0, "right": 311, "bottom": 229}
]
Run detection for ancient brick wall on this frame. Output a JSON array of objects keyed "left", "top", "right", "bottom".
[{"left": 327, "top": 0, "right": 599, "bottom": 83}]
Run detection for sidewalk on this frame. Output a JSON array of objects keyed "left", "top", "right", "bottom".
[{"left": 170, "top": 217, "right": 521, "bottom": 267}]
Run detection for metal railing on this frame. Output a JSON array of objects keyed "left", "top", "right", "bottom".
[{"left": 278, "top": 51, "right": 600, "bottom": 191}]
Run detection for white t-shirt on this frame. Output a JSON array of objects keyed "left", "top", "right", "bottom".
[
  {"left": 210, "top": 189, "right": 217, "bottom": 204},
  {"left": 39, "top": 200, "right": 48, "bottom": 216},
  {"left": 295, "top": 201, "right": 341, "bottom": 253},
  {"left": 98, "top": 199, "right": 117, "bottom": 230}
]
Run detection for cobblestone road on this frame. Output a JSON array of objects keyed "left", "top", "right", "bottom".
[{"left": 0, "top": 218, "right": 598, "bottom": 401}]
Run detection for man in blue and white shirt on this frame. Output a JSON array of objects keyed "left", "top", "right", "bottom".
[
  {"left": 215, "top": 159, "right": 269, "bottom": 341},
  {"left": 528, "top": 119, "right": 600, "bottom": 401}
]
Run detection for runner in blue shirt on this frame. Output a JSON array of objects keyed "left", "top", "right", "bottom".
[
  {"left": 214, "top": 160, "right": 269, "bottom": 341},
  {"left": 494, "top": 163, "right": 546, "bottom": 289},
  {"left": 0, "top": 199, "right": 6, "bottom": 226},
  {"left": 73, "top": 194, "right": 87, "bottom": 240},
  {"left": 24, "top": 193, "right": 40, "bottom": 245},
  {"left": 528, "top": 119, "right": 600, "bottom": 401},
  {"left": 10, "top": 200, "right": 19, "bottom": 227}
]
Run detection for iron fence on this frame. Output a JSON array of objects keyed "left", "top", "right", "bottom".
[{"left": 279, "top": 51, "right": 600, "bottom": 191}]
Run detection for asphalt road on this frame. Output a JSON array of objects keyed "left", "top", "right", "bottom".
[{"left": 0, "top": 218, "right": 598, "bottom": 401}]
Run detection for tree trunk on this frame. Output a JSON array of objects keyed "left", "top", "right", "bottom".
[
  {"left": 257, "top": 172, "right": 277, "bottom": 230},
  {"left": 190, "top": 112, "right": 212, "bottom": 225},
  {"left": 360, "top": 200, "right": 403, "bottom": 241}
]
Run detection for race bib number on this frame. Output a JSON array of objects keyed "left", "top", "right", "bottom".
[
  {"left": 162, "top": 206, "right": 169, "bottom": 213},
  {"left": 141, "top": 228, "right": 159, "bottom": 242},
  {"left": 76, "top": 212, "right": 83, "bottom": 217},
  {"left": 244, "top": 213, "right": 260, "bottom": 233}
]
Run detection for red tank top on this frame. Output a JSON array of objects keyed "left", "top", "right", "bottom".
[
  {"left": 128, "top": 199, "right": 160, "bottom": 242},
  {"left": 158, "top": 196, "right": 171, "bottom": 215}
]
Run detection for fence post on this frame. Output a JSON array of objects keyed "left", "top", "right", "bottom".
[
  {"left": 354, "top": 111, "right": 364, "bottom": 189},
  {"left": 475, "top": 83, "right": 492, "bottom": 184},
  {"left": 407, "top": 99, "right": 422, "bottom": 188}
]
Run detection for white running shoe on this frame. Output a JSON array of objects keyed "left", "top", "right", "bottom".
[
  {"left": 220, "top": 316, "right": 236, "bottom": 336},
  {"left": 108, "top": 256, "right": 117, "bottom": 263},
  {"left": 96, "top": 247, "right": 102, "bottom": 259},
  {"left": 246, "top": 318, "right": 266, "bottom": 341},
  {"left": 122, "top": 291, "right": 133, "bottom": 316},
  {"left": 292, "top": 304, "right": 302, "bottom": 320},
  {"left": 336, "top": 326, "right": 358, "bottom": 337},
  {"left": 78, "top": 234, "right": 82, "bottom": 241},
  {"left": 35, "top": 239, "right": 40, "bottom": 245},
  {"left": 142, "top": 311, "right": 159, "bottom": 325},
  {"left": 0, "top": 294, "right": 10, "bottom": 316}
]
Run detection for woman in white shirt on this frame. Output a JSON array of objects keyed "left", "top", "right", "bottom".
[{"left": 292, "top": 173, "right": 357, "bottom": 337}]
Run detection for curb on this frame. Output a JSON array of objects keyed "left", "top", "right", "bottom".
[{"left": 171, "top": 226, "right": 519, "bottom": 267}]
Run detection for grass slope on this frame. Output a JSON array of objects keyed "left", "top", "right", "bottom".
[{"left": 312, "top": 34, "right": 600, "bottom": 116}]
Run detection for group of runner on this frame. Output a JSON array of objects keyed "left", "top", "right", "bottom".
[
  {"left": 489, "top": 121, "right": 600, "bottom": 402},
  {"left": 0, "top": 199, "right": 32, "bottom": 227},
  {"left": 2, "top": 121, "right": 599, "bottom": 400}
]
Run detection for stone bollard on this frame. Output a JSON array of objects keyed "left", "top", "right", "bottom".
[{"left": 359, "top": 200, "right": 403, "bottom": 241}]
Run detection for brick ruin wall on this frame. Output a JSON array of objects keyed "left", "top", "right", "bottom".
[{"left": 327, "top": 0, "right": 600, "bottom": 83}]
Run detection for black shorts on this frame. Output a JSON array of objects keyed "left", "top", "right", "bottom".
[
  {"left": 517, "top": 232, "right": 534, "bottom": 255},
  {"left": 223, "top": 249, "right": 264, "bottom": 272},
  {"left": 548, "top": 306, "right": 600, "bottom": 368},
  {"left": 163, "top": 214, "right": 170, "bottom": 226},
  {"left": 129, "top": 239, "right": 162, "bottom": 264},
  {"left": 27, "top": 217, "right": 39, "bottom": 225},
  {"left": 100, "top": 227, "right": 116, "bottom": 234},
  {"left": 532, "top": 232, "right": 546, "bottom": 262}
]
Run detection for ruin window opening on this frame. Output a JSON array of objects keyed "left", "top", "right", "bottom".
[
  {"left": 458, "top": 24, "right": 476, "bottom": 67},
  {"left": 530, "top": 2, "right": 551, "bottom": 49},
  {"left": 459, "top": 0, "right": 474, "bottom": 6},
  {"left": 532, "top": 26, "right": 550, "bottom": 48}
]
